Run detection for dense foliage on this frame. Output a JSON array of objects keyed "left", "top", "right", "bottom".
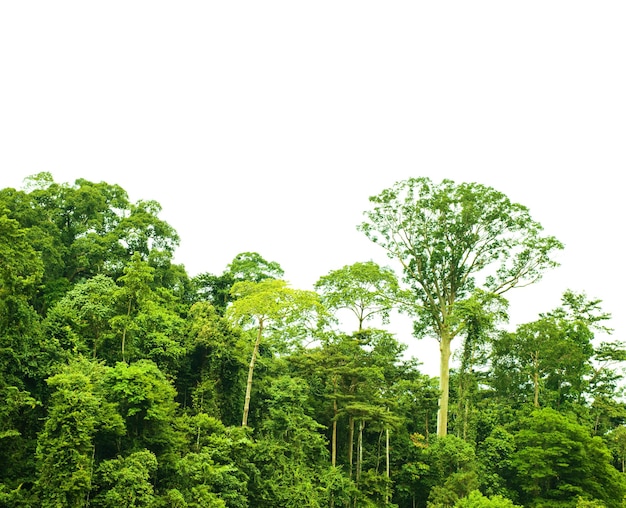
[{"left": 1, "top": 173, "right": 625, "bottom": 507}]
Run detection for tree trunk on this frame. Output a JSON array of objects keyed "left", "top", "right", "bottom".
[
  {"left": 532, "top": 352, "right": 540, "bottom": 407},
  {"left": 385, "top": 425, "right": 390, "bottom": 505},
  {"left": 332, "top": 397, "right": 338, "bottom": 467},
  {"left": 437, "top": 334, "right": 452, "bottom": 436},
  {"left": 348, "top": 415, "right": 354, "bottom": 478},
  {"left": 357, "top": 419, "right": 364, "bottom": 484},
  {"left": 242, "top": 320, "right": 264, "bottom": 427}
]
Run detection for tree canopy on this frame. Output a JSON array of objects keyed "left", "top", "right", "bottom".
[
  {"left": 359, "top": 176, "right": 564, "bottom": 436},
  {"left": 0, "top": 173, "right": 623, "bottom": 508}
]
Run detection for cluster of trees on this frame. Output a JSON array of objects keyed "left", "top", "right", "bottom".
[{"left": 1, "top": 172, "right": 626, "bottom": 507}]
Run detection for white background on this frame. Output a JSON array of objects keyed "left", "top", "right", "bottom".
[{"left": 2, "top": 2, "right": 624, "bottom": 376}]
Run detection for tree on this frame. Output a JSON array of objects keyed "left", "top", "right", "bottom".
[
  {"left": 91, "top": 450, "right": 158, "bottom": 508},
  {"left": 35, "top": 359, "right": 124, "bottom": 508},
  {"left": 511, "top": 408, "right": 626, "bottom": 507},
  {"left": 0, "top": 210, "right": 45, "bottom": 382},
  {"left": 476, "top": 426, "right": 517, "bottom": 500},
  {"left": 314, "top": 261, "right": 400, "bottom": 332},
  {"left": 359, "top": 177, "right": 563, "bottom": 436},
  {"left": 43, "top": 274, "right": 118, "bottom": 360},
  {"left": 179, "top": 302, "right": 246, "bottom": 424},
  {"left": 1, "top": 173, "right": 180, "bottom": 312},
  {"left": 226, "top": 279, "right": 322, "bottom": 426},
  {"left": 423, "top": 435, "right": 479, "bottom": 506},
  {"left": 170, "top": 414, "right": 252, "bottom": 508},
  {"left": 193, "top": 252, "right": 284, "bottom": 314},
  {"left": 102, "top": 360, "right": 179, "bottom": 461},
  {"left": 452, "top": 291, "right": 508, "bottom": 440},
  {"left": 254, "top": 375, "right": 332, "bottom": 507},
  {"left": 490, "top": 291, "right": 618, "bottom": 411},
  {"left": 607, "top": 425, "right": 626, "bottom": 473}
]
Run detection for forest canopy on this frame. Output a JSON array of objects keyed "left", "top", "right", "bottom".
[{"left": 1, "top": 173, "right": 625, "bottom": 508}]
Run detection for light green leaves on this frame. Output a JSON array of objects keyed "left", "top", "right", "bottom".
[{"left": 315, "top": 261, "right": 400, "bottom": 331}]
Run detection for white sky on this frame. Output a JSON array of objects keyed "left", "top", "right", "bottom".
[{"left": 1, "top": 2, "right": 625, "bottom": 376}]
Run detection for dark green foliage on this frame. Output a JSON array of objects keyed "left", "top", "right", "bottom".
[
  {"left": 91, "top": 450, "right": 158, "bottom": 508},
  {"left": 101, "top": 360, "right": 179, "bottom": 458},
  {"left": 192, "top": 252, "right": 284, "bottom": 314},
  {"left": 170, "top": 414, "right": 253, "bottom": 507},
  {"left": 35, "top": 359, "right": 124, "bottom": 508},
  {"left": 0, "top": 173, "right": 180, "bottom": 314},
  {"left": 176, "top": 302, "right": 246, "bottom": 424},
  {"left": 1, "top": 174, "right": 625, "bottom": 508}
]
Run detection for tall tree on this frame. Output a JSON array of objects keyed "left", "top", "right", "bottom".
[
  {"left": 451, "top": 291, "right": 508, "bottom": 440},
  {"left": 91, "top": 450, "right": 158, "bottom": 508},
  {"left": 226, "top": 279, "right": 322, "bottom": 426},
  {"left": 314, "top": 261, "right": 400, "bottom": 332},
  {"left": 490, "top": 290, "right": 618, "bottom": 411},
  {"left": 359, "top": 177, "right": 562, "bottom": 436},
  {"left": 102, "top": 360, "right": 180, "bottom": 462},
  {"left": 192, "top": 252, "right": 284, "bottom": 314}
]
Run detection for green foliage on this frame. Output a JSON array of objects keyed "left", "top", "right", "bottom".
[
  {"left": 192, "top": 252, "right": 284, "bottom": 314},
  {"left": 0, "top": 212, "right": 44, "bottom": 298},
  {"left": 359, "top": 176, "right": 563, "bottom": 331},
  {"left": 2, "top": 174, "right": 626, "bottom": 508},
  {"left": 92, "top": 450, "right": 158, "bottom": 508},
  {"left": 35, "top": 358, "right": 124, "bottom": 508},
  {"left": 43, "top": 274, "right": 118, "bottom": 360},
  {"left": 359, "top": 176, "right": 563, "bottom": 436},
  {"left": 454, "top": 490, "right": 521, "bottom": 508},
  {"left": 170, "top": 414, "right": 254, "bottom": 507},
  {"left": 0, "top": 173, "right": 179, "bottom": 313},
  {"left": 476, "top": 426, "right": 516, "bottom": 499},
  {"left": 227, "top": 279, "right": 324, "bottom": 426},
  {"left": 424, "top": 435, "right": 479, "bottom": 505},
  {"left": 512, "top": 408, "right": 626, "bottom": 508},
  {"left": 227, "top": 252, "right": 284, "bottom": 283},
  {"left": 178, "top": 302, "right": 246, "bottom": 423},
  {"left": 227, "top": 279, "right": 323, "bottom": 341},
  {"left": 102, "top": 360, "right": 179, "bottom": 458},
  {"left": 490, "top": 291, "right": 621, "bottom": 411},
  {"left": 315, "top": 261, "right": 400, "bottom": 331}
]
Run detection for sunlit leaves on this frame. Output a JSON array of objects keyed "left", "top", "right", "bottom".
[
  {"left": 315, "top": 261, "right": 400, "bottom": 331},
  {"left": 359, "top": 176, "right": 563, "bottom": 436},
  {"left": 512, "top": 408, "right": 626, "bottom": 507}
]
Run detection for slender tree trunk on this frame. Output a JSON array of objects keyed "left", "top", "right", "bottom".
[
  {"left": 357, "top": 419, "right": 364, "bottom": 484},
  {"left": 348, "top": 415, "right": 354, "bottom": 478},
  {"left": 385, "top": 425, "right": 390, "bottom": 505},
  {"left": 532, "top": 352, "right": 540, "bottom": 407},
  {"left": 242, "top": 319, "right": 264, "bottom": 427},
  {"left": 332, "top": 397, "right": 338, "bottom": 467},
  {"left": 437, "top": 333, "right": 452, "bottom": 436}
]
